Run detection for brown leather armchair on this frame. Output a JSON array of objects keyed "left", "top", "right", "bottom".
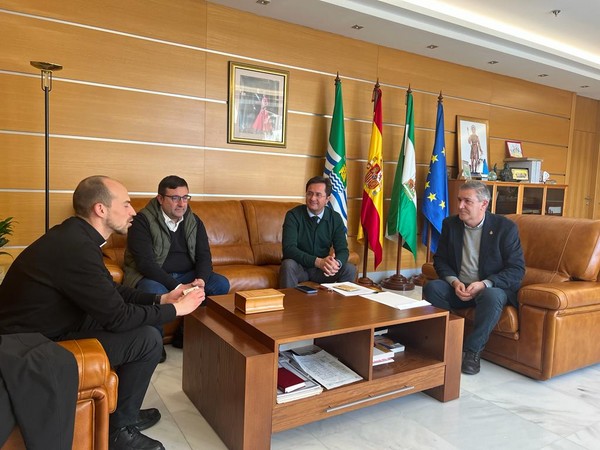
[
  {"left": 423, "top": 214, "right": 600, "bottom": 380},
  {"left": 2, "top": 338, "right": 118, "bottom": 450}
]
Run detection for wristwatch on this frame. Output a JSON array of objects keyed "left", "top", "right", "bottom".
[{"left": 154, "top": 294, "right": 162, "bottom": 306}]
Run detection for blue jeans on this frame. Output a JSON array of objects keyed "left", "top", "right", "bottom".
[
  {"left": 423, "top": 279, "right": 508, "bottom": 353},
  {"left": 136, "top": 271, "right": 230, "bottom": 336}
]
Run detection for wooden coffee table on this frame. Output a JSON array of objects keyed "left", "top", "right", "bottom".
[{"left": 182, "top": 288, "right": 463, "bottom": 450}]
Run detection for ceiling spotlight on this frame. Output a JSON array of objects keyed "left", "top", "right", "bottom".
[
  {"left": 538, "top": 74, "right": 549, "bottom": 77},
  {"left": 427, "top": 44, "right": 438, "bottom": 49},
  {"left": 551, "top": 9, "right": 561, "bottom": 17},
  {"left": 580, "top": 85, "right": 590, "bottom": 88},
  {"left": 351, "top": 24, "right": 364, "bottom": 30},
  {"left": 256, "top": 0, "right": 270, "bottom": 5},
  {"left": 488, "top": 60, "right": 498, "bottom": 64}
]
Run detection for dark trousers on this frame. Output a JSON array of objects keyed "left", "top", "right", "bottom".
[
  {"left": 0, "top": 333, "right": 78, "bottom": 450},
  {"left": 59, "top": 320, "right": 162, "bottom": 431},
  {"left": 278, "top": 259, "right": 357, "bottom": 288},
  {"left": 423, "top": 279, "right": 509, "bottom": 353}
]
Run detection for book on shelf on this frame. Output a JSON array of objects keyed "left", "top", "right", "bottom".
[
  {"left": 234, "top": 288, "right": 284, "bottom": 314},
  {"left": 372, "top": 345, "right": 395, "bottom": 366},
  {"left": 277, "top": 366, "right": 305, "bottom": 393},
  {"left": 276, "top": 356, "right": 323, "bottom": 404},
  {"left": 374, "top": 335, "right": 405, "bottom": 353}
]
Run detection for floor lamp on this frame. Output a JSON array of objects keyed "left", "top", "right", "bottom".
[{"left": 30, "top": 61, "right": 63, "bottom": 233}]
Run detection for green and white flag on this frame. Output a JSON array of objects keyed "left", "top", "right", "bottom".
[
  {"left": 324, "top": 77, "right": 348, "bottom": 232},
  {"left": 386, "top": 89, "right": 417, "bottom": 259}
]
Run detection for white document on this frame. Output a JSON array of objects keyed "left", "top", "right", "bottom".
[
  {"left": 361, "top": 291, "right": 431, "bottom": 310},
  {"left": 291, "top": 349, "right": 363, "bottom": 390},
  {"left": 320, "top": 282, "right": 378, "bottom": 297}
]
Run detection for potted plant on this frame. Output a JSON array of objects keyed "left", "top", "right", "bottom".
[
  {"left": 0, "top": 216, "right": 14, "bottom": 257},
  {"left": 0, "top": 216, "right": 14, "bottom": 283}
]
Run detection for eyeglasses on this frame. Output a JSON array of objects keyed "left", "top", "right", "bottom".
[
  {"left": 306, "top": 191, "right": 326, "bottom": 199},
  {"left": 162, "top": 194, "right": 192, "bottom": 202}
]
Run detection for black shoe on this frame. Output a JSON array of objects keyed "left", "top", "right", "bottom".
[
  {"left": 132, "top": 408, "right": 161, "bottom": 431},
  {"left": 171, "top": 323, "right": 183, "bottom": 349},
  {"left": 159, "top": 346, "right": 166, "bottom": 364},
  {"left": 461, "top": 350, "right": 481, "bottom": 375},
  {"left": 109, "top": 426, "right": 164, "bottom": 450}
]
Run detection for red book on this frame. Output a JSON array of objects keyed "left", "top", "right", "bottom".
[{"left": 277, "top": 367, "right": 306, "bottom": 393}]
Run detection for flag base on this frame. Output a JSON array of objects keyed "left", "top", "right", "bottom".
[
  {"left": 356, "top": 276, "right": 377, "bottom": 287},
  {"left": 380, "top": 274, "right": 415, "bottom": 291},
  {"left": 410, "top": 273, "right": 427, "bottom": 287}
]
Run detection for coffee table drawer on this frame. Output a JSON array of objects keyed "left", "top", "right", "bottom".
[{"left": 272, "top": 365, "right": 445, "bottom": 432}]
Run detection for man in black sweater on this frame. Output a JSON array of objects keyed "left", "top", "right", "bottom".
[
  {"left": 0, "top": 176, "right": 204, "bottom": 450},
  {"left": 122, "top": 175, "right": 230, "bottom": 353}
]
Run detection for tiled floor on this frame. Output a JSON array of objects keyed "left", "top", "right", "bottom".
[{"left": 144, "top": 342, "right": 600, "bottom": 450}]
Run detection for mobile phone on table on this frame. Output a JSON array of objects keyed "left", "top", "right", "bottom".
[{"left": 295, "top": 285, "right": 318, "bottom": 294}]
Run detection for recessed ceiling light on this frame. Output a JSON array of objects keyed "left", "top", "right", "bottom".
[
  {"left": 551, "top": 9, "right": 561, "bottom": 17},
  {"left": 351, "top": 24, "right": 364, "bottom": 30},
  {"left": 580, "top": 85, "right": 590, "bottom": 88},
  {"left": 538, "top": 74, "right": 549, "bottom": 77},
  {"left": 488, "top": 61, "right": 498, "bottom": 64},
  {"left": 427, "top": 44, "right": 438, "bottom": 49},
  {"left": 256, "top": 0, "right": 270, "bottom": 5}
]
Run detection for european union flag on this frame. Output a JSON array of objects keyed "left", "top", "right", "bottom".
[{"left": 422, "top": 98, "right": 449, "bottom": 254}]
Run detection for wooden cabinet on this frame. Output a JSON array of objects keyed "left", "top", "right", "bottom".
[
  {"left": 448, "top": 180, "right": 567, "bottom": 216},
  {"left": 183, "top": 290, "right": 464, "bottom": 450}
]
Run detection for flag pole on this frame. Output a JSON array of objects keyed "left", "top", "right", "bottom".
[
  {"left": 381, "top": 86, "right": 414, "bottom": 291},
  {"left": 356, "top": 80, "right": 381, "bottom": 288}
]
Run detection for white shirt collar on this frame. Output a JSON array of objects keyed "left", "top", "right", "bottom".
[{"left": 161, "top": 209, "right": 184, "bottom": 232}]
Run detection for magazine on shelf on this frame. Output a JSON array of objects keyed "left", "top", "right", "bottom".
[
  {"left": 286, "top": 346, "right": 363, "bottom": 390},
  {"left": 372, "top": 345, "right": 395, "bottom": 366}
]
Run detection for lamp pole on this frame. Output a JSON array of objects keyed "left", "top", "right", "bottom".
[{"left": 30, "top": 61, "right": 62, "bottom": 232}]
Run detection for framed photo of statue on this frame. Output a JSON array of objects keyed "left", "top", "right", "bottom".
[
  {"left": 456, "top": 116, "right": 490, "bottom": 177},
  {"left": 227, "top": 61, "right": 289, "bottom": 147}
]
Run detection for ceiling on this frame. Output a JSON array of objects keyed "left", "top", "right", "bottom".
[{"left": 210, "top": 0, "right": 600, "bottom": 100}]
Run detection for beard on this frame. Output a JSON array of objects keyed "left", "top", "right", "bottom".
[{"left": 106, "top": 216, "right": 130, "bottom": 235}]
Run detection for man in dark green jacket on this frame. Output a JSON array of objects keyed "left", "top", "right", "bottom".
[{"left": 279, "top": 176, "right": 356, "bottom": 288}]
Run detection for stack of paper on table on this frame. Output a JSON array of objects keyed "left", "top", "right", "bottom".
[
  {"left": 374, "top": 334, "right": 405, "bottom": 353},
  {"left": 287, "top": 346, "right": 363, "bottom": 390},
  {"left": 361, "top": 291, "right": 430, "bottom": 310},
  {"left": 276, "top": 357, "right": 323, "bottom": 404},
  {"left": 320, "top": 282, "right": 378, "bottom": 296}
]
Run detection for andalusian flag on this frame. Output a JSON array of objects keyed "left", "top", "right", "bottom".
[
  {"left": 422, "top": 95, "right": 449, "bottom": 254},
  {"left": 358, "top": 84, "right": 384, "bottom": 269},
  {"left": 386, "top": 88, "right": 417, "bottom": 260},
  {"left": 324, "top": 76, "right": 348, "bottom": 232}
]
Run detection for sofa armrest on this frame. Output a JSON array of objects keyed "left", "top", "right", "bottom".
[
  {"left": 104, "top": 257, "right": 123, "bottom": 284},
  {"left": 57, "top": 338, "right": 118, "bottom": 413},
  {"left": 519, "top": 282, "right": 600, "bottom": 311}
]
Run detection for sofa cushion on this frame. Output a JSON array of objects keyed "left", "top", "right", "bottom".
[
  {"left": 508, "top": 214, "right": 600, "bottom": 285},
  {"left": 242, "top": 200, "right": 301, "bottom": 266}
]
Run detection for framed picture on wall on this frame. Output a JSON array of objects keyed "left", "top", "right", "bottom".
[
  {"left": 456, "top": 116, "right": 490, "bottom": 177},
  {"left": 227, "top": 61, "right": 289, "bottom": 147}
]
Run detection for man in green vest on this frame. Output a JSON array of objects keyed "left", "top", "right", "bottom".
[{"left": 123, "top": 176, "right": 230, "bottom": 360}]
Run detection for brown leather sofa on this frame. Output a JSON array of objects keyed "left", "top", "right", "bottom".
[
  {"left": 102, "top": 198, "right": 360, "bottom": 339},
  {"left": 2, "top": 338, "right": 118, "bottom": 450},
  {"left": 422, "top": 214, "right": 600, "bottom": 380}
]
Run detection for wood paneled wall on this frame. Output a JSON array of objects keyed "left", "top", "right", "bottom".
[{"left": 0, "top": 0, "right": 593, "bottom": 274}]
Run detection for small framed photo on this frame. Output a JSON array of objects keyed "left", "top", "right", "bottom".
[
  {"left": 228, "top": 61, "right": 289, "bottom": 147},
  {"left": 459, "top": 161, "right": 472, "bottom": 180},
  {"left": 456, "top": 116, "right": 489, "bottom": 177},
  {"left": 506, "top": 140, "right": 524, "bottom": 158},
  {"left": 511, "top": 168, "right": 529, "bottom": 181}
]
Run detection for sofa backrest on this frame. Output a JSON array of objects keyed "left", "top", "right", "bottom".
[
  {"left": 507, "top": 214, "right": 600, "bottom": 285},
  {"left": 242, "top": 200, "right": 301, "bottom": 265},
  {"left": 191, "top": 200, "right": 254, "bottom": 265}
]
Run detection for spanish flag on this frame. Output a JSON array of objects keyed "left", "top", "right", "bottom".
[{"left": 357, "top": 83, "right": 384, "bottom": 269}]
